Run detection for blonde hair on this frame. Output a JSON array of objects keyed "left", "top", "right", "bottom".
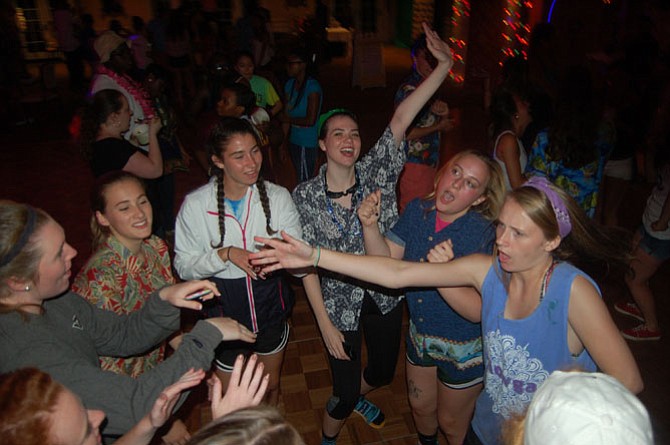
[
  {"left": 186, "top": 406, "right": 305, "bottom": 445},
  {"left": 423, "top": 150, "right": 505, "bottom": 221},
  {"left": 506, "top": 182, "right": 631, "bottom": 272}
]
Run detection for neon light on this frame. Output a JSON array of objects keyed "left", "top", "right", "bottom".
[{"left": 548, "top": 0, "right": 558, "bottom": 22}]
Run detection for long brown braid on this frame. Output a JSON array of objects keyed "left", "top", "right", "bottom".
[{"left": 207, "top": 118, "right": 275, "bottom": 248}]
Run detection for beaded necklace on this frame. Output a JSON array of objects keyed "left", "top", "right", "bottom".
[{"left": 97, "top": 66, "right": 155, "bottom": 119}]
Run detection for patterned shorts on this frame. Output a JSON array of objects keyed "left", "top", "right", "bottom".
[{"left": 406, "top": 320, "right": 484, "bottom": 389}]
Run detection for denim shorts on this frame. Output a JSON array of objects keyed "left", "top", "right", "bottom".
[{"left": 638, "top": 225, "right": 670, "bottom": 261}]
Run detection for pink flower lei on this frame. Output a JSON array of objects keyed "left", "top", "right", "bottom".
[{"left": 97, "top": 65, "right": 155, "bottom": 119}]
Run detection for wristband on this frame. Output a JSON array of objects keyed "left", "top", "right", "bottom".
[
  {"left": 226, "top": 247, "right": 232, "bottom": 262},
  {"left": 313, "top": 246, "right": 321, "bottom": 268}
]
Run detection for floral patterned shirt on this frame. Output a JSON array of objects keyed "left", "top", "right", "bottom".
[
  {"left": 394, "top": 71, "right": 441, "bottom": 168},
  {"left": 525, "top": 128, "right": 611, "bottom": 218},
  {"left": 292, "top": 126, "right": 406, "bottom": 331},
  {"left": 72, "top": 235, "right": 175, "bottom": 377}
]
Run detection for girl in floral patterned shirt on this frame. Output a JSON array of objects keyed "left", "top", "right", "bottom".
[{"left": 72, "top": 170, "right": 185, "bottom": 441}]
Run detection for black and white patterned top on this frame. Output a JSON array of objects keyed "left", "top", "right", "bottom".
[{"left": 292, "top": 126, "right": 406, "bottom": 331}]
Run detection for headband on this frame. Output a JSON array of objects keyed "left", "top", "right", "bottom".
[
  {"left": 317, "top": 108, "right": 354, "bottom": 136},
  {"left": 522, "top": 176, "right": 572, "bottom": 239},
  {"left": 0, "top": 206, "right": 37, "bottom": 267}
]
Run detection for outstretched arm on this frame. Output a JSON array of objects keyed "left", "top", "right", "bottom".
[
  {"left": 389, "top": 23, "right": 453, "bottom": 142},
  {"left": 251, "top": 231, "right": 488, "bottom": 290}
]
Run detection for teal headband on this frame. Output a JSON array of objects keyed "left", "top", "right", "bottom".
[{"left": 317, "top": 108, "right": 354, "bottom": 136}]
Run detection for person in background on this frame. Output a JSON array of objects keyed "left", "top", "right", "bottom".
[
  {"left": 281, "top": 47, "right": 322, "bottom": 183},
  {"left": 143, "top": 63, "right": 192, "bottom": 237},
  {"left": 234, "top": 50, "right": 282, "bottom": 117},
  {"left": 79, "top": 89, "right": 163, "bottom": 179},
  {"left": 91, "top": 31, "right": 155, "bottom": 149},
  {"left": 395, "top": 34, "right": 453, "bottom": 212},
  {"left": 52, "top": 0, "right": 84, "bottom": 90},
  {"left": 490, "top": 88, "right": 531, "bottom": 190},
  {"left": 130, "top": 16, "right": 152, "bottom": 80},
  {"left": 525, "top": 66, "right": 612, "bottom": 218},
  {"left": 615, "top": 149, "right": 670, "bottom": 341}
]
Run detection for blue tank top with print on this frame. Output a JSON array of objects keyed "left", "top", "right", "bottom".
[{"left": 471, "top": 261, "right": 597, "bottom": 445}]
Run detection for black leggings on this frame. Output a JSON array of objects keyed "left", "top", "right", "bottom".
[{"left": 326, "top": 293, "right": 403, "bottom": 419}]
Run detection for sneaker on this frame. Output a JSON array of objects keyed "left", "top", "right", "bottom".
[
  {"left": 614, "top": 301, "right": 644, "bottom": 322},
  {"left": 354, "top": 396, "right": 385, "bottom": 429},
  {"left": 622, "top": 324, "right": 661, "bottom": 341}
]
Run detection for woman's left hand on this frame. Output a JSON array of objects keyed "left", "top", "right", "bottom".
[
  {"left": 149, "top": 368, "right": 206, "bottom": 429},
  {"left": 159, "top": 280, "right": 219, "bottom": 310},
  {"left": 149, "top": 116, "right": 163, "bottom": 136},
  {"left": 422, "top": 22, "right": 453, "bottom": 71},
  {"left": 427, "top": 239, "right": 454, "bottom": 263}
]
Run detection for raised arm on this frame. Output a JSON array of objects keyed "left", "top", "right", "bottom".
[
  {"left": 252, "top": 231, "right": 488, "bottom": 290},
  {"left": 568, "top": 276, "right": 643, "bottom": 394},
  {"left": 389, "top": 23, "right": 453, "bottom": 142}
]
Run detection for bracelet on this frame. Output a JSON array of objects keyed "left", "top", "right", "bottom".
[
  {"left": 226, "top": 247, "right": 232, "bottom": 262},
  {"left": 313, "top": 246, "right": 321, "bottom": 268}
]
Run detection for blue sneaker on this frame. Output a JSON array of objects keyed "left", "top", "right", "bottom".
[{"left": 354, "top": 396, "right": 385, "bottom": 429}]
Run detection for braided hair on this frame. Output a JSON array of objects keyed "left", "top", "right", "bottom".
[{"left": 206, "top": 117, "right": 276, "bottom": 248}]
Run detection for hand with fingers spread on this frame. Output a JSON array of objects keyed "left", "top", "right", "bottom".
[
  {"left": 427, "top": 239, "right": 455, "bottom": 263},
  {"left": 159, "top": 280, "right": 219, "bottom": 311},
  {"left": 251, "top": 231, "right": 315, "bottom": 272},
  {"left": 357, "top": 190, "right": 382, "bottom": 228},
  {"left": 204, "top": 317, "right": 258, "bottom": 343},
  {"left": 209, "top": 354, "right": 269, "bottom": 419},
  {"left": 149, "top": 368, "right": 206, "bottom": 429}
]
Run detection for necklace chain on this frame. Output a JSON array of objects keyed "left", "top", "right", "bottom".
[{"left": 539, "top": 260, "right": 558, "bottom": 302}]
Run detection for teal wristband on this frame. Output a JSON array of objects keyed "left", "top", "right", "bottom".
[{"left": 313, "top": 246, "right": 321, "bottom": 268}]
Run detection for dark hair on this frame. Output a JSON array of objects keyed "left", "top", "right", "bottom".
[
  {"left": 90, "top": 171, "right": 147, "bottom": 250},
  {"left": 221, "top": 82, "right": 256, "bottom": 116},
  {"left": 234, "top": 50, "right": 255, "bottom": 67},
  {"left": 132, "top": 16, "right": 144, "bottom": 32},
  {"left": 546, "top": 65, "right": 600, "bottom": 169},
  {"left": 0, "top": 368, "right": 64, "bottom": 445},
  {"left": 79, "top": 89, "right": 126, "bottom": 161},
  {"left": 285, "top": 47, "right": 318, "bottom": 108},
  {"left": 206, "top": 118, "right": 275, "bottom": 248},
  {"left": 490, "top": 87, "right": 518, "bottom": 142},
  {"left": 318, "top": 109, "right": 359, "bottom": 139}
]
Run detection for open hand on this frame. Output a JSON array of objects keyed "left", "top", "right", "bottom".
[
  {"left": 149, "top": 368, "right": 206, "bottom": 429},
  {"left": 251, "top": 231, "right": 315, "bottom": 272},
  {"left": 209, "top": 354, "right": 269, "bottom": 419},
  {"left": 204, "top": 317, "right": 257, "bottom": 343},
  {"left": 422, "top": 22, "right": 453, "bottom": 71}
]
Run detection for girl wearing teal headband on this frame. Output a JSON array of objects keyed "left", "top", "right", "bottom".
[
  {"left": 289, "top": 23, "right": 454, "bottom": 445},
  {"left": 253, "top": 177, "right": 642, "bottom": 445}
]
